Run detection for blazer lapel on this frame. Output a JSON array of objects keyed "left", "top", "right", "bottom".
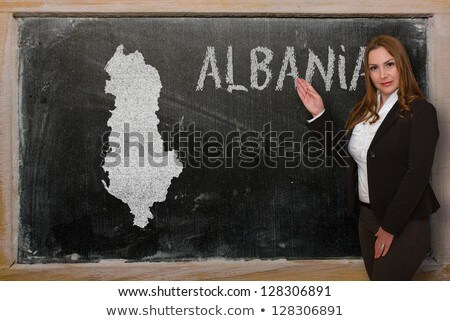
[{"left": 368, "top": 101, "right": 400, "bottom": 149}]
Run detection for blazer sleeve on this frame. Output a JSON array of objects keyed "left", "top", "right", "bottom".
[
  {"left": 381, "top": 99, "right": 439, "bottom": 234},
  {"left": 306, "top": 109, "right": 332, "bottom": 132}
]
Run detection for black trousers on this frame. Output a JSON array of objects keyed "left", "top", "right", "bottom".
[{"left": 358, "top": 205, "right": 431, "bottom": 281}]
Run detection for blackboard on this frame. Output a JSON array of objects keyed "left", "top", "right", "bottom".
[{"left": 17, "top": 17, "right": 427, "bottom": 263}]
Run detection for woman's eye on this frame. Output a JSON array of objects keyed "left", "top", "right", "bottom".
[
  {"left": 369, "top": 66, "right": 377, "bottom": 71},
  {"left": 386, "top": 62, "right": 395, "bottom": 67}
]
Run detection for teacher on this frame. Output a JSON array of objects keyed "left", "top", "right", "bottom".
[{"left": 296, "top": 35, "right": 440, "bottom": 280}]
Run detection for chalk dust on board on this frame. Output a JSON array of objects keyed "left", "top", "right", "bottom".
[{"left": 102, "top": 45, "right": 183, "bottom": 228}]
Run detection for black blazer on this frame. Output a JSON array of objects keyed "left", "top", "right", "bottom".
[{"left": 307, "top": 98, "right": 440, "bottom": 235}]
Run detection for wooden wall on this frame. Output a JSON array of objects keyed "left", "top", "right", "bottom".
[
  {"left": 1, "top": 1, "right": 449, "bottom": 278},
  {"left": 428, "top": 13, "right": 450, "bottom": 265},
  {"left": 0, "top": 13, "right": 17, "bottom": 268}
]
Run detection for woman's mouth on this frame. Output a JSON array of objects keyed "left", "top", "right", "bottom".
[{"left": 381, "top": 81, "right": 393, "bottom": 87}]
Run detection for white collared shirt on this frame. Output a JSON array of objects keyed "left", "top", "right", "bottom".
[{"left": 348, "top": 90, "right": 399, "bottom": 204}]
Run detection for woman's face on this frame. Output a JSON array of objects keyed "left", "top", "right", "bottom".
[{"left": 368, "top": 46, "right": 400, "bottom": 104}]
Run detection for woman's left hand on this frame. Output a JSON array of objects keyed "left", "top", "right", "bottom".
[{"left": 374, "top": 227, "right": 394, "bottom": 259}]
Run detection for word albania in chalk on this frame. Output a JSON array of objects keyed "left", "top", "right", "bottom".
[
  {"left": 196, "top": 45, "right": 365, "bottom": 92},
  {"left": 102, "top": 45, "right": 183, "bottom": 228}
]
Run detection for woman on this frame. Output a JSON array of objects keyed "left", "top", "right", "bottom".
[{"left": 296, "top": 35, "right": 440, "bottom": 280}]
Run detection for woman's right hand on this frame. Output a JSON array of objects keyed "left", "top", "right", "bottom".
[{"left": 296, "top": 78, "right": 325, "bottom": 117}]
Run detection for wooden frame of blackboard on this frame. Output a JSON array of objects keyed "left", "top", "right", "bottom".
[{"left": 1, "top": 1, "right": 449, "bottom": 280}]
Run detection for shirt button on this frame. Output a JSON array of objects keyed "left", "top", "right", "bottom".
[{"left": 369, "top": 151, "right": 376, "bottom": 158}]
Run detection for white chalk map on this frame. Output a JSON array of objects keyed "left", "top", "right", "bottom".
[{"left": 102, "top": 45, "right": 183, "bottom": 228}]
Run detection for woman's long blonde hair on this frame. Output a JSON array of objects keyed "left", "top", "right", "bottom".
[{"left": 345, "top": 35, "right": 424, "bottom": 130}]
